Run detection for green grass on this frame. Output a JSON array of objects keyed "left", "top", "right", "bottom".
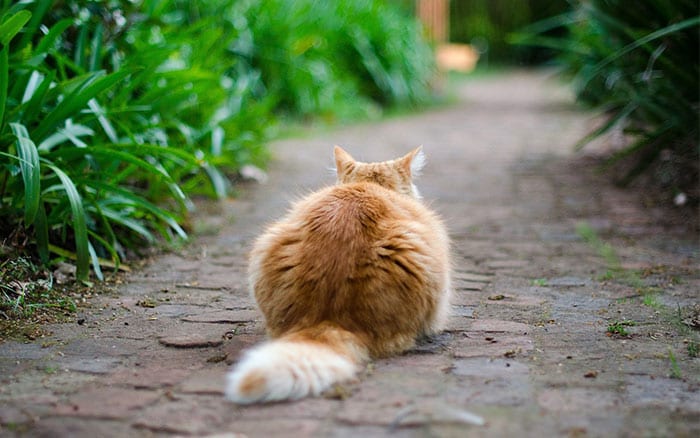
[
  {"left": 641, "top": 293, "right": 663, "bottom": 309},
  {"left": 668, "top": 349, "right": 682, "bottom": 379},
  {"left": 531, "top": 278, "right": 548, "bottom": 287},
  {"left": 607, "top": 320, "right": 635, "bottom": 337}
]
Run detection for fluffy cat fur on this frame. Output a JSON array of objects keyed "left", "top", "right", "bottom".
[{"left": 225, "top": 146, "right": 451, "bottom": 404}]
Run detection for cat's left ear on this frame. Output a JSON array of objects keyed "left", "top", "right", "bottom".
[
  {"left": 334, "top": 145, "right": 356, "bottom": 177},
  {"left": 399, "top": 146, "right": 425, "bottom": 177}
]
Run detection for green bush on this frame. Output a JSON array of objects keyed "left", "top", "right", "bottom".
[
  {"left": 514, "top": 0, "right": 699, "bottom": 195},
  {"left": 1, "top": 1, "right": 271, "bottom": 282},
  {"left": 0, "top": 0, "right": 435, "bottom": 283},
  {"left": 235, "top": 0, "right": 435, "bottom": 120}
]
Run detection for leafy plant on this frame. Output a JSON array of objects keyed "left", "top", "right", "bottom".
[
  {"left": 687, "top": 341, "right": 699, "bottom": 358},
  {"left": 233, "top": 0, "right": 435, "bottom": 120},
  {"left": 607, "top": 320, "right": 635, "bottom": 337},
  {"left": 0, "top": 1, "right": 271, "bottom": 282},
  {"left": 512, "top": 1, "right": 699, "bottom": 196},
  {"left": 0, "top": 0, "right": 437, "bottom": 285}
]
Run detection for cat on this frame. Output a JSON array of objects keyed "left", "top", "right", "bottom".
[{"left": 225, "top": 146, "right": 451, "bottom": 404}]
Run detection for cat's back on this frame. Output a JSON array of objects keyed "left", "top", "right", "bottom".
[{"left": 291, "top": 181, "right": 438, "bottom": 241}]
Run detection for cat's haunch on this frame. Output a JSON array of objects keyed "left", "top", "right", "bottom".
[{"left": 225, "top": 146, "right": 451, "bottom": 404}]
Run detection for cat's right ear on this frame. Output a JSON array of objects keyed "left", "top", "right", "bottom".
[{"left": 334, "top": 146, "right": 355, "bottom": 177}]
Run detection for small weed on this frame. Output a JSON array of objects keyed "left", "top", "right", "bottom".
[
  {"left": 687, "top": 341, "right": 699, "bottom": 358},
  {"left": 668, "top": 350, "right": 682, "bottom": 379},
  {"left": 607, "top": 320, "right": 635, "bottom": 337},
  {"left": 641, "top": 292, "right": 662, "bottom": 309},
  {"left": 531, "top": 278, "right": 548, "bottom": 287}
]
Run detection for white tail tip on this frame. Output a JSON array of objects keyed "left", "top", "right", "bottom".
[{"left": 225, "top": 339, "right": 358, "bottom": 404}]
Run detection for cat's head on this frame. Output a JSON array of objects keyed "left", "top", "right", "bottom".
[{"left": 333, "top": 146, "right": 425, "bottom": 199}]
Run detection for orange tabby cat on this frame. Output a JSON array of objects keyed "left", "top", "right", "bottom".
[{"left": 225, "top": 146, "right": 451, "bottom": 404}]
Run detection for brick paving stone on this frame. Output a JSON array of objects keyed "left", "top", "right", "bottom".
[
  {"left": 105, "top": 364, "right": 192, "bottom": 389},
  {"left": 133, "top": 395, "right": 231, "bottom": 435},
  {"left": 25, "top": 417, "right": 140, "bottom": 438},
  {"left": 227, "top": 418, "right": 322, "bottom": 438},
  {"left": 59, "top": 357, "right": 123, "bottom": 374},
  {"left": 451, "top": 334, "right": 534, "bottom": 359},
  {"left": 236, "top": 397, "right": 340, "bottom": 420},
  {"left": 470, "top": 319, "right": 530, "bottom": 334},
  {"left": 181, "top": 309, "right": 259, "bottom": 324},
  {"left": 537, "top": 387, "right": 621, "bottom": 413},
  {"left": 0, "top": 342, "right": 50, "bottom": 361},
  {"left": 178, "top": 367, "right": 227, "bottom": 395},
  {"left": 485, "top": 260, "right": 529, "bottom": 270},
  {"left": 453, "top": 272, "right": 494, "bottom": 283},
  {"left": 53, "top": 386, "right": 161, "bottom": 419},
  {"left": 158, "top": 334, "right": 223, "bottom": 348}
]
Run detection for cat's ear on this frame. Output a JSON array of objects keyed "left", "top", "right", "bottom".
[
  {"left": 334, "top": 146, "right": 355, "bottom": 176},
  {"left": 399, "top": 146, "right": 425, "bottom": 177}
]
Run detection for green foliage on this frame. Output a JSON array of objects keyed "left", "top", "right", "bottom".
[
  {"left": 607, "top": 320, "right": 634, "bottom": 337},
  {"left": 513, "top": 0, "right": 699, "bottom": 192},
  {"left": 688, "top": 341, "right": 699, "bottom": 358},
  {"left": 1, "top": 1, "right": 267, "bottom": 282},
  {"left": 531, "top": 278, "right": 548, "bottom": 287},
  {"left": 0, "top": 0, "right": 435, "bottom": 283},
  {"left": 668, "top": 349, "right": 682, "bottom": 379},
  {"left": 235, "top": 0, "right": 434, "bottom": 119}
]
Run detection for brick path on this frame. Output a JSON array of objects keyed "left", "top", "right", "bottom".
[{"left": 1, "top": 71, "right": 698, "bottom": 437}]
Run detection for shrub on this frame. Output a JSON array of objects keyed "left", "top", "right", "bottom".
[
  {"left": 234, "top": 0, "right": 435, "bottom": 120},
  {"left": 0, "top": 0, "right": 435, "bottom": 283},
  {"left": 514, "top": 0, "right": 699, "bottom": 197},
  {"left": 0, "top": 1, "right": 271, "bottom": 282}
]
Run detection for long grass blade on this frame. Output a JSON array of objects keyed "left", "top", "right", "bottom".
[
  {"left": 44, "top": 163, "right": 90, "bottom": 282},
  {"left": 0, "top": 10, "right": 31, "bottom": 46},
  {"left": 16, "top": 0, "right": 51, "bottom": 51},
  {"left": 10, "top": 123, "right": 41, "bottom": 226},
  {"left": 33, "top": 69, "right": 131, "bottom": 142},
  {"left": 81, "top": 178, "right": 187, "bottom": 240},
  {"left": 87, "top": 229, "right": 120, "bottom": 272},
  {"left": 574, "top": 102, "right": 636, "bottom": 151},
  {"left": 577, "top": 16, "right": 700, "bottom": 90},
  {"left": 35, "top": 18, "right": 73, "bottom": 54},
  {"left": 87, "top": 240, "right": 103, "bottom": 281},
  {"left": 88, "top": 98, "right": 118, "bottom": 143},
  {"left": 0, "top": 44, "right": 7, "bottom": 129},
  {"left": 19, "top": 70, "right": 54, "bottom": 125}
]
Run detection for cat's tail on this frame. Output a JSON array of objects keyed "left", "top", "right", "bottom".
[{"left": 224, "top": 322, "right": 368, "bottom": 404}]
